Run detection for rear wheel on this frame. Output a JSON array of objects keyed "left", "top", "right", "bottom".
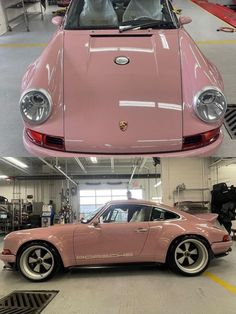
[
  {"left": 168, "top": 236, "right": 210, "bottom": 276},
  {"left": 17, "top": 242, "right": 61, "bottom": 282}
]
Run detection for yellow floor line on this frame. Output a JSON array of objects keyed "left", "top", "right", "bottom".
[
  {"left": 197, "top": 39, "right": 236, "bottom": 45},
  {"left": 204, "top": 271, "right": 236, "bottom": 295},
  {"left": 0, "top": 43, "right": 47, "bottom": 48}
]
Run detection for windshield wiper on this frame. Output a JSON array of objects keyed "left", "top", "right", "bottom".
[{"left": 119, "top": 21, "right": 174, "bottom": 33}]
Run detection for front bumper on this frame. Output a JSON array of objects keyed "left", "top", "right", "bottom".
[
  {"left": 23, "top": 128, "right": 223, "bottom": 158},
  {"left": 0, "top": 253, "right": 16, "bottom": 267},
  {"left": 211, "top": 241, "right": 233, "bottom": 257}
]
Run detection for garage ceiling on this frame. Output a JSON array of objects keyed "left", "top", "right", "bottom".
[{"left": 0, "top": 157, "right": 161, "bottom": 179}]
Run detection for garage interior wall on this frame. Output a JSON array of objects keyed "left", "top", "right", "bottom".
[
  {"left": 210, "top": 162, "right": 236, "bottom": 187},
  {"left": 0, "top": 157, "right": 227, "bottom": 211},
  {"left": 0, "top": 178, "right": 161, "bottom": 212},
  {"left": 160, "top": 158, "right": 211, "bottom": 206}
]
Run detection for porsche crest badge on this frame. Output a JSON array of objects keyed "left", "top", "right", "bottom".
[{"left": 119, "top": 121, "right": 128, "bottom": 132}]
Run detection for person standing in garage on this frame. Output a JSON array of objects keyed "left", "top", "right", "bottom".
[
  {"left": 220, "top": 202, "right": 235, "bottom": 234},
  {"left": 49, "top": 200, "right": 55, "bottom": 225}
]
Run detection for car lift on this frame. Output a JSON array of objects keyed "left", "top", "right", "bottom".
[{"left": 191, "top": 0, "right": 236, "bottom": 28}]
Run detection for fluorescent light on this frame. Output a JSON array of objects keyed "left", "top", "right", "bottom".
[
  {"left": 154, "top": 181, "right": 162, "bottom": 188},
  {"left": 0, "top": 175, "right": 8, "bottom": 179},
  {"left": 90, "top": 157, "right": 98, "bottom": 164},
  {"left": 152, "top": 197, "right": 162, "bottom": 201},
  {"left": 3, "top": 157, "right": 28, "bottom": 169}
]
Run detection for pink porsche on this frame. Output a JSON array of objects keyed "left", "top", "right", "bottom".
[
  {"left": 20, "top": 0, "right": 227, "bottom": 157},
  {"left": 0, "top": 200, "right": 232, "bottom": 281}
]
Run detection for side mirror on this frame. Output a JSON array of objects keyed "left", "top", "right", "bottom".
[
  {"left": 52, "top": 16, "right": 63, "bottom": 26},
  {"left": 179, "top": 16, "right": 192, "bottom": 25},
  {"left": 93, "top": 218, "right": 100, "bottom": 227},
  {"left": 80, "top": 217, "right": 87, "bottom": 224}
]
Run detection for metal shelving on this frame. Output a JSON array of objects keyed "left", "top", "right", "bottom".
[
  {"left": 2, "top": 0, "right": 44, "bottom": 32},
  {"left": 173, "top": 186, "right": 210, "bottom": 210}
]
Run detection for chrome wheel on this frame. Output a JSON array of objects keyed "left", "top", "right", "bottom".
[
  {"left": 174, "top": 239, "right": 209, "bottom": 275},
  {"left": 19, "top": 245, "right": 55, "bottom": 281}
]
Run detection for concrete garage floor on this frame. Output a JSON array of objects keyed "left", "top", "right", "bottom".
[
  {"left": 0, "top": 237, "right": 236, "bottom": 314},
  {"left": 0, "top": 1, "right": 236, "bottom": 156}
]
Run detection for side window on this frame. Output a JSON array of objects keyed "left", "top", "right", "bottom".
[
  {"left": 110, "top": 208, "right": 128, "bottom": 222},
  {"left": 100, "top": 204, "right": 151, "bottom": 223},
  {"left": 150, "top": 207, "right": 179, "bottom": 221},
  {"left": 101, "top": 205, "right": 129, "bottom": 223},
  {"left": 128, "top": 206, "right": 151, "bottom": 223}
]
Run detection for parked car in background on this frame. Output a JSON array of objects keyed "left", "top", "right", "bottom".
[
  {"left": 0, "top": 200, "right": 232, "bottom": 281},
  {"left": 20, "top": 0, "right": 227, "bottom": 157}
]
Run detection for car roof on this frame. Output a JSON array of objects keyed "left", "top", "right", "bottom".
[{"left": 105, "top": 199, "right": 179, "bottom": 211}]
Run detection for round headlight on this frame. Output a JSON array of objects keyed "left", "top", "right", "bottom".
[
  {"left": 194, "top": 87, "right": 227, "bottom": 123},
  {"left": 20, "top": 89, "right": 52, "bottom": 125}
]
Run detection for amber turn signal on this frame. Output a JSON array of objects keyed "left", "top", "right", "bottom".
[
  {"left": 223, "top": 235, "right": 231, "bottom": 242},
  {"left": 2, "top": 249, "right": 12, "bottom": 255}
]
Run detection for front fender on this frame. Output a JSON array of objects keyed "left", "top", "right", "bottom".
[
  {"left": 21, "top": 31, "right": 64, "bottom": 137},
  {"left": 3, "top": 227, "right": 76, "bottom": 268},
  {"left": 179, "top": 29, "right": 225, "bottom": 136}
]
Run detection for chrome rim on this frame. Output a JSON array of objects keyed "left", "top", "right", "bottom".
[
  {"left": 20, "top": 245, "right": 54, "bottom": 280},
  {"left": 174, "top": 239, "right": 208, "bottom": 274}
]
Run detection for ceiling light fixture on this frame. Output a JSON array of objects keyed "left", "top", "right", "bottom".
[
  {"left": 152, "top": 197, "right": 162, "bottom": 201},
  {"left": 154, "top": 181, "right": 162, "bottom": 188},
  {"left": 3, "top": 157, "right": 28, "bottom": 169},
  {"left": 0, "top": 175, "right": 8, "bottom": 179},
  {"left": 90, "top": 157, "right": 98, "bottom": 164}
]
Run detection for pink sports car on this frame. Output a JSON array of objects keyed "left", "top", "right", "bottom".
[
  {"left": 0, "top": 200, "right": 232, "bottom": 281},
  {"left": 20, "top": 0, "right": 227, "bottom": 157}
]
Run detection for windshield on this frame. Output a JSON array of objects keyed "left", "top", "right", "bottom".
[
  {"left": 65, "top": 0, "right": 178, "bottom": 30},
  {"left": 80, "top": 205, "right": 103, "bottom": 223}
]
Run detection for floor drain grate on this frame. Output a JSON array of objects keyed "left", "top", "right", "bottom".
[
  {"left": 0, "top": 290, "right": 59, "bottom": 314},
  {"left": 224, "top": 104, "right": 236, "bottom": 139}
]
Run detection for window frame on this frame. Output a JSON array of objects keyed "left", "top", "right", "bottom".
[
  {"left": 99, "top": 203, "right": 152, "bottom": 224},
  {"left": 64, "top": 0, "right": 179, "bottom": 31},
  {"left": 150, "top": 206, "right": 181, "bottom": 222}
]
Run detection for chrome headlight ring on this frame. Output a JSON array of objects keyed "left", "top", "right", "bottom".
[
  {"left": 20, "top": 88, "right": 52, "bottom": 125},
  {"left": 193, "top": 86, "right": 227, "bottom": 123}
]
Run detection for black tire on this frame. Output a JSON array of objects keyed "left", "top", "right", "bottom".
[
  {"left": 167, "top": 236, "right": 210, "bottom": 276},
  {"left": 16, "top": 242, "right": 62, "bottom": 282}
]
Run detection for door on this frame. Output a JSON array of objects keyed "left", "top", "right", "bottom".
[{"left": 74, "top": 204, "right": 151, "bottom": 265}]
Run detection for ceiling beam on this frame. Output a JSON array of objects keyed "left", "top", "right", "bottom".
[
  {"left": 13, "top": 173, "right": 161, "bottom": 180},
  {"left": 38, "top": 157, "right": 58, "bottom": 173},
  {"left": 128, "top": 165, "right": 137, "bottom": 186},
  {"left": 54, "top": 165, "right": 78, "bottom": 186},
  {"left": 111, "top": 158, "right": 115, "bottom": 173},
  {"left": 138, "top": 158, "right": 148, "bottom": 173},
  {"left": 39, "top": 157, "right": 77, "bottom": 185},
  {"left": 74, "top": 157, "right": 87, "bottom": 174}
]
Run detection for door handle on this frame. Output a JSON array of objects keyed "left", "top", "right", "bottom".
[{"left": 135, "top": 228, "right": 148, "bottom": 233}]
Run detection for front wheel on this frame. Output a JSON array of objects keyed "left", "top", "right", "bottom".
[
  {"left": 168, "top": 236, "right": 210, "bottom": 276},
  {"left": 17, "top": 242, "right": 60, "bottom": 282}
]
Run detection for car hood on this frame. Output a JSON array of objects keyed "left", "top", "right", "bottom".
[{"left": 63, "top": 30, "right": 183, "bottom": 154}]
